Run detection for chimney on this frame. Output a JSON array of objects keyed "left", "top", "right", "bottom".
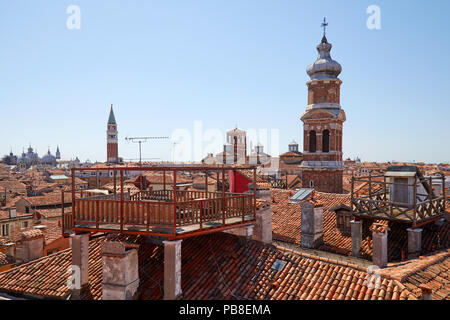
[
  {"left": 371, "top": 223, "right": 389, "bottom": 268},
  {"left": 350, "top": 220, "right": 362, "bottom": 257},
  {"left": 301, "top": 199, "right": 324, "bottom": 248},
  {"left": 34, "top": 225, "right": 47, "bottom": 233},
  {"left": 253, "top": 202, "right": 272, "bottom": 244},
  {"left": 9, "top": 208, "right": 16, "bottom": 219},
  {"left": 420, "top": 284, "right": 433, "bottom": 300},
  {"left": 70, "top": 233, "right": 90, "bottom": 298},
  {"left": 407, "top": 228, "right": 422, "bottom": 259},
  {"left": 163, "top": 240, "right": 182, "bottom": 300},
  {"left": 15, "top": 229, "right": 44, "bottom": 264},
  {"left": 101, "top": 241, "right": 139, "bottom": 300}
]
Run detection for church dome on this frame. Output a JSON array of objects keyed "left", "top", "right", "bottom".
[
  {"left": 306, "top": 36, "right": 342, "bottom": 81},
  {"left": 41, "top": 150, "right": 56, "bottom": 164}
]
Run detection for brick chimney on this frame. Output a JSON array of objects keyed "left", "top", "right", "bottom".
[
  {"left": 301, "top": 199, "right": 324, "bottom": 248},
  {"left": 101, "top": 241, "right": 140, "bottom": 300},
  {"left": 15, "top": 229, "right": 44, "bottom": 264}
]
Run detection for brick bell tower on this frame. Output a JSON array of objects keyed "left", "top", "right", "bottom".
[
  {"left": 300, "top": 20, "right": 346, "bottom": 193},
  {"left": 106, "top": 104, "right": 119, "bottom": 164}
]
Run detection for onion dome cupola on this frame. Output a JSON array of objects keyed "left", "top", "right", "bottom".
[
  {"left": 306, "top": 35, "right": 342, "bottom": 81},
  {"left": 306, "top": 19, "right": 342, "bottom": 81}
]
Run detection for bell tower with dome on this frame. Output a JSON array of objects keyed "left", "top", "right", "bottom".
[{"left": 300, "top": 19, "right": 346, "bottom": 193}]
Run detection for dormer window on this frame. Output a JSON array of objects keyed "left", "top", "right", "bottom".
[{"left": 330, "top": 205, "right": 352, "bottom": 234}]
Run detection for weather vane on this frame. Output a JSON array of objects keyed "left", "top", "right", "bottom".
[{"left": 321, "top": 17, "right": 328, "bottom": 37}]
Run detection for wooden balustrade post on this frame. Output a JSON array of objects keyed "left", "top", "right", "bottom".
[
  {"left": 163, "top": 170, "right": 166, "bottom": 192},
  {"left": 222, "top": 169, "right": 226, "bottom": 225},
  {"left": 253, "top": 167, "right": 256, "bottom": 220},
  {"left": 368, "top": 173, "right": 372, "bottom": 216},
  {"left": 205, "top": 170, "right": 208, "bottom": 195},
  {"left": 113, "top": 169, "right": 117, "bottom": 195},
  {"left": 173, "top": 170, "right": 177, "bottom": 236},
  {"left": 71, "top": 168, "right": 75, "bottom": 229},
  {"left": 200, "top": 200, "right": 203, "bottom": 230},
  {"left": 61, "top": 189, "right": 65, "bottom": 236},
  {"left": 96, "top": 200, "right": 99, "bottom": 229},
  {"left": 120, "top": 168, "right": 124, "bottom": 231},
  {"left": 413, "top": 175, "right": 417, "bottom": 226},
  {"left": 443, "top": 174, "right": 446, "bottom": 213},
  {"left": 350, "top": 176, "right": 354, "bottom": 213}
]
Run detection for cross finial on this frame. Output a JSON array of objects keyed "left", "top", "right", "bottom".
[{"left": 321, "top": 17, "right": 328, "bottom": 37}]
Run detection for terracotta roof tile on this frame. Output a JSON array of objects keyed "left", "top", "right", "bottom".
[{"left": 0, "top": 233, "right": 416, "bottom": 300}]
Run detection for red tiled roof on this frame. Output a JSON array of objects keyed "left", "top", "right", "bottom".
[
  {"left": 0, "top": 233, "right": 416, "bottom": 300},
  {"left": 271, "top": 189, "right": 450, "bottom": 262},
  {"left": 20, "top": 193, "right": 72, "bottom": 207},
  {"left": 381, "top": 249, "right": 450, "bottom": 300}
]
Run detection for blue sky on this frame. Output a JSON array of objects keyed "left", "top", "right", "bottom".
[{"left": 1, "top": 0, "right": 449, "bottom": 163}]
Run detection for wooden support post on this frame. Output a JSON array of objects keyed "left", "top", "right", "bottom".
[
  {"left": 253, "top": 167, "right": 257, "bottom": 219},
  {"left": 368, "top": 173, "right": 372, "bottom": 216},
  {"left": 120, "top": 169, "right": 124, "bottom": 231},
  {"left": 443, "top": 174, "right": 446, "bottom": 213},
  {"left": 113, "top": 170, "right": 117, "bottom": 195},
  {"left": 205, "top": 170, "right": 208, "bottom": 195},
  {"left": 96, "top": 200, "right": 99, "bottom": 229},
  {"left": 429, "top": 176, "right": 433, "bottom": 200},
  {"left": 200, "top": 200, "right": 203, "bottom": 230},
  {"left": 163, "top": 170, "right": 166, "bottom": 192},
  {"left": 350, "top": 175, "right": 354, "bottom": 213},
  {"left": 71, "top": 168, "right": 75, "bottom": 229},
  {"left": 413, "top": 175, "right": 417, "bottom": 227},
  {"left": 173, "top": 170, "right": 177, "bottom": 236},
  {"left": 222, "top": 168, "right": 226, "bottom": 226},
  {"left": 61, "top": 189, "right": 65, "bottom": 236}
]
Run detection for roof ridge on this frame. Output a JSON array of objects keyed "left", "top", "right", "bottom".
[
  {"left": 272, "top": 243, "right": 368, "bottom": 273},
  {"left": 399, "top": 250, "right": 449, "bottom": 282}
]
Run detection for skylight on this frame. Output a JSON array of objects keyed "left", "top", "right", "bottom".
[
  {"left": 271, "top": 259, "right": 287, "bottom": 272},
  {"left": 289, "top": 188, "right": 314, "bottom": 204}
]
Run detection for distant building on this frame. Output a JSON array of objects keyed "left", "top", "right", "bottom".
[
  {"left": 279, "top": 140, "right": 303, "bottom": 175},
  {"left": 248, "top": 143, "right": 271, "bottom": 165},
  {"left": 106, "top": 104, "right": 119, "bottom": 164}
]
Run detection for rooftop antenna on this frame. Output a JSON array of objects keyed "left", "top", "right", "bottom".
[
  {"left": 125, "top": 136, "right": 169, "bottom": 166},
  {"left": 321, "top": 17, "right": 328, "bottom": 37}
]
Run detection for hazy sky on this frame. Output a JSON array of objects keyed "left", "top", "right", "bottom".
[{"left": 1, "top": 1, "right": 449, "bottom": 164}]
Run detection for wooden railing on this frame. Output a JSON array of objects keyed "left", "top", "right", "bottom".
[
  {"left": 352, "top": 196, "right": 446, "bottom": 225},
  {"left": 71, "top": 193, "right": 255, "bottom": 235}
]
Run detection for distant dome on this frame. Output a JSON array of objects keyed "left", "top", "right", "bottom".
[
  {"left": 306, "top": 36, "right": 342, "bottom": 81},
  {"left": 41, "top": 150, "right": 56, "bottom": 164}
]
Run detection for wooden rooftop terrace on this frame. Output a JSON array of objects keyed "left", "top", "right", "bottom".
[
  {"left": 351, "top": 170, "right": 447, "bottom": 228},
  {"left": 62, "top": 166, "right": 257, "bottom": 240}
]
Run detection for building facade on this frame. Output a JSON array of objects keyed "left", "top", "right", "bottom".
[{"left": 300, "top": 33, "right": 346, "bottom": 193}]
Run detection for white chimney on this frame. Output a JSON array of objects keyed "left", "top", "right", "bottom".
[{"left": 9, "top": 208, "right": 16, "bottom": 219}]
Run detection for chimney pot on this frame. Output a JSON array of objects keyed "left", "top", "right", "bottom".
[{"left": 420, "top": 284, "right": 433, "bottom": 300}]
